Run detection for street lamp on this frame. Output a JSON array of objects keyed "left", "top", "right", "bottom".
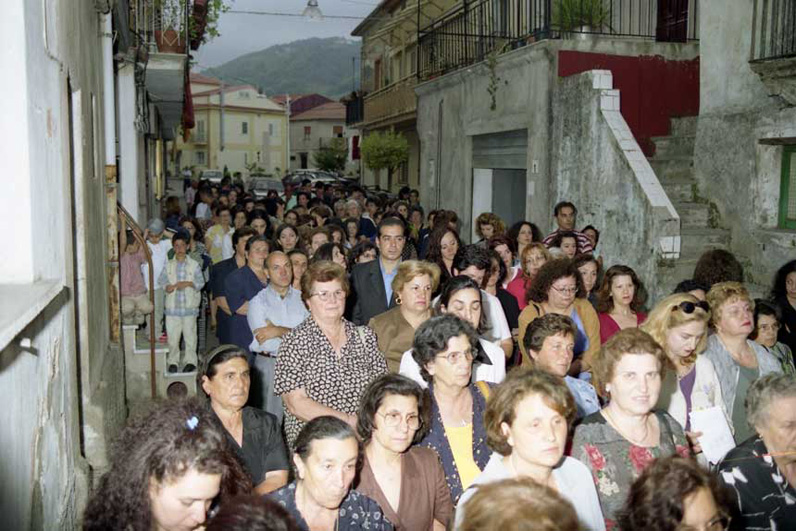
[{"left": 302, "top": 0, "right": 323, "bottom": 21}]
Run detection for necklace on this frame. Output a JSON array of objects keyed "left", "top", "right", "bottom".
[{"left": 603, "top": 407, "right": 651, "bottom": 446}]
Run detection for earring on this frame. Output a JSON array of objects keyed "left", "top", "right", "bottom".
[
  {"left": 605, "top": 384, "right": 611, "bottom": 393},
  {"left": 395, "top": 295, "right": 402, "bottom": 305}
]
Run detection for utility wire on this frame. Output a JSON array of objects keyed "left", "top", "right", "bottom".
[{"left": 227, "top": 9, "right": 367, "bottom": 20}]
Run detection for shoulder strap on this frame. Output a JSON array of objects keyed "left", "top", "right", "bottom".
[{"left": 475, "top": 380, "right": 490, "bottom": 399}]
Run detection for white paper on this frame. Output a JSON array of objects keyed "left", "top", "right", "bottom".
[{"left": 689, "top": 406, "right": 736, "bottom": 465}]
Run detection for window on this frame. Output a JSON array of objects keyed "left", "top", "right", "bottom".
[
  {"left": 304, "top": 126, "right": 311, "bottom": 141},
  {"left": 244, "top": 152, "right": 248, "bottom": 165},
  {"left": 333, "top": 125, "right": 343, "bottom": 138},
  {"left": 268, "top": 123, "right": 274, "bottom": 136},
  {"left": 196, "top": 120, "right": 205, "bottom": 141},
  {"left": 196, "top": 151, "right": 206, "bottom": 165},
  {"left": 779, "top": 145, "right": 796, "bottom": 229},
  {"left": 241, "top": 121, "right": 248, "bottom": 135}
]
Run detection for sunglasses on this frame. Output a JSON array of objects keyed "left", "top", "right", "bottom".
[{"left": 673, "top": 301, "right": 710, "bottom": 314}]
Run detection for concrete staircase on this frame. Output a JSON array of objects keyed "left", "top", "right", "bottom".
[{"left": 650, "top": 117, "right": 731, "bottom": 293}]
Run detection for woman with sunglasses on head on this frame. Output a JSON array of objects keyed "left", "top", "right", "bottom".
[
  {"left": 355, "top": 374, "right": 453, "bottom": 531},
  {"left": 641, "top": 294, "right": 729, "bottom": 460}
]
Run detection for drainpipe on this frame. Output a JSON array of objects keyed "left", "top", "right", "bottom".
[
  {"left": 285, "top": 94, "right": 291, "bottom": 173},
  {"left": 102, "top": 12, "right": 121, "bottom": 344}
]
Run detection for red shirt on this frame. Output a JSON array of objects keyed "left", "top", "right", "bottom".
[{"left": 598, "top": 312, "right": 647, "bottom": 344}]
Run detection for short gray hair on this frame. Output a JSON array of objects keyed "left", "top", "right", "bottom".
[
  {"left": 745, "top": 373, "right": 796, "bottom": 429},
  {"left": 345, "top": 199, "right": 361, "bottom": 213}
]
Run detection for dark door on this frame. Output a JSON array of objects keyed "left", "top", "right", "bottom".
[
  {"left": 300, "top": 152, "right": 308, "bottom": 169},
  {"left": 656, "top": 0, "right": 689, "bottom": 42},
  {"left": 492, "top": 169, "right": 526, "bottom": 229}
]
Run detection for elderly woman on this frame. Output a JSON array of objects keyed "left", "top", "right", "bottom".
[
  {"left": 410, "top": 314, "right": 492, "bottom": 503},
  {"left": 83, "top": 398, "right": 251, "bottom": 530},
  {"left": 717, "top": 373, "right": 796, "bottom": 529},
  {"left": 703, "top": 282, "right": 781, "bottom": 443},
  {"left": 474, "top": 212, "right": 506, "bottom": 245},
  {"left": 517, "top": 259, "right": 600, "bottom": 374},
  {"left": 457, "top": 368, "right": 605, "bottom": 530},
  {"left": 355, "top": 374, "right": 453, "bottom": 530},
  {"left": 274, "top": 261, "right": 388, "bottom": 449},
  {"left": 506, "top": 242, "right": 550, "bottom": 310},
  {"left": 641, "top": 294, "right": 728, "bottom": 459},
  {"left": 752, "top": 299, "right": 796, "bottom": 375},
  {"left": 426, "top": 227, "right": 461, "bottom": 285},
  {"left": 206, "top": 205, "right": 234, "bottom": 264},
  {"left": 770, "top": 259, "right": 796, "bottom": 353},
  {"left": 268, "top": 416, "right": 393, "bottom": 530},
  {"left": 595, "top": 265, "right": 648, "bottom": 344},
  {"left": 572, "top": 328, "right": 690, "bottom": 528},
  {"left": 223, "top": 235, "right": 271, "bottom": 350},
  {"left": 400, "top": 276, "right": 506, "bottom": 388},
  {"left": 369, "top": 260, "right": 440, "bottom": 372},
  {"left": 620, "top": 456, "right": 732, "bottom": 531},
  {"left": 200, "top": 345, "right": 289, "bottom": 494},
  {"left": 522, "top": 314, "right": 601, "bottom": 418}
]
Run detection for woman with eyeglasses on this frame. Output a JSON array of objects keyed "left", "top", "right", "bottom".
[
  {"left": 641, "top": 294, "right": 728, "bottom": 459},
  {"left": 751, "top": 299, "right": 796, "bottom": 375},
  {"left": 355, "top": 374, "right": 454, "bottom": 530},
  {"left": 619, "top": 456, "right": 732, "bottom": 531},
  {"left": 409, "top": 314, "right": 493, "bottom": 504},
  {"left": 703, "top": 282, "right": 781, "bottom": 443},
  {"left": 274, "top": 261, "right": 388, "bottom": 450},
  {"left": 369, "top": 261, "right": 441, "bottom": 372},
  {"left": 518, "top": 259, "right": 600, "bottom": 375}
]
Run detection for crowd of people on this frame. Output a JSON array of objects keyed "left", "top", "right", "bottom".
[{"left": 101, "top": 176, "right": 796, "bottom": 530}]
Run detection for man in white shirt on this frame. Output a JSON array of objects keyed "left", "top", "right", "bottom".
[
  {"left": 140, "top": 218, "right": 173, "bottom": 342},
  {"left": 247, "top": 251, "right": 309, "bottom": 419}
]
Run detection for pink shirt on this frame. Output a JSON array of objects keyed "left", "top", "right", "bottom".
[
  {"left": 598, "top": 312, "right": 647, "bottom": 344},
  {"left": 121, "top": 248, "right": 147, "bottom": 296},
  {"left": 506, "top": 274, "right": 531, "bottom": 310}
]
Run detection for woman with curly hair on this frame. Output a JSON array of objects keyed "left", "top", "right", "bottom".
[
  {"left": 507, "top": 221, "right": 542, "bottom": 267},
  {"left": 474, "top": 212, "right": 506, "bottom": 246},
  {"left": 517, "top": 259, "right": 600, "bottom": 373},
  {"left": 595, "top": 265, "right": 648, "bottom": 344},
  {"left": 83, "top": 397, "right": 251, "bottom": 531},
  {"left": 618, "top": 456, "right": 731, "bottom": 531},
  {"left": 770, "top": 259, "right": 796, "bottom": 354}
]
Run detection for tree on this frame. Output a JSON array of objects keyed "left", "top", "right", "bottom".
[
  {"left": 313, "top": 138, "right": 348, "bottom": 173},
  {"left": 360, "top": 131, "right": 409, "bottom": 187}
]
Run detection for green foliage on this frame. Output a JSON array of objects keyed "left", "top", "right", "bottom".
[
  {"left": 203, "top": 38, "right": 361, "bottom": 99},
  {"left": 313, "top": 138, "right": 349, "bottom": 173},
  {"left": 553, "top": 0, "right": 611, "bottom": 32},
  {"left": 360, "top": 131, "right": 409, "bottom": 182}
]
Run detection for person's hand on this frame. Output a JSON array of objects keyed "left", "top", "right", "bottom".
[
  {"left": 686, "top": 431, "right": 703, "bottom": 454},
  {"left": 254, "top": 327, "right": 269, "bottom": 344},
  {"left": 143, "top": 228, "right": 149, "bottom": 240},
  {"left": 165, "top": 284, "right": 175, "bottom": 293},
  {"left": 177, "top": 281, "right": 193, "bottom": 290}
]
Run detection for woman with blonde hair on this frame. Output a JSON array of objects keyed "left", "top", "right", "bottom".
[
  {"left": 505, "top": 242, "right": 551, "bottom": 311},
  {"left": 641, "top": 294, "right": 728, "bottom": 458}
]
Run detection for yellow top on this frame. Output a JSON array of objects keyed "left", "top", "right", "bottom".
[{"left": 444, "top": 424, "right": 481, "bottom": 491}]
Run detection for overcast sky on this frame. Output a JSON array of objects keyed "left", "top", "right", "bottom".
[{"left": 194, "top": 0, "right": 376, "bottom": 69}]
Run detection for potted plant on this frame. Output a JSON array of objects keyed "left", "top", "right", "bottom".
[
  {"left": 154, "top": 0, "right": 186, "bottom": 53},
  {"left": 553, "top": 0, "right": 611, "bottom": 37},
  {"left": 189, "top": 0, "right": 230, "bottom": 50}
]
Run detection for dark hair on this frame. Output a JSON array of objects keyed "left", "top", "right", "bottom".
[
  {"left": 348, "top": 241, "right": 378, "bottom": 270},
  {"left": 673, "top": 279, "right": 710, "bottom": 295},
  {"left": 287, "top": 248, "right": 309, "bottom": 262},
  {"left": 206, "top": 495, "right": 300, "bottom": 531},
  {"left": 426, "top": 227, "right": 461, "bottom": 275},
  {"left": 438, "top": 275, "right": 482, "bottom": 309},
  {"left": 553, "top": 201, "right": 577, "bottom": 216},
  {"left": 582, "top": 224, "right": 600, "bottom": 244},
  {"left": 172, "top": 228, "right": 191, "bottom": 246},
  {"left": 693, "top": 249, "right": 744, "bottom": 288},
  {"left": 617, "top": 456, "right": 731, "bottom": 531},
  {"left": 179, "top": 215, "right": 204, "bottom": 242},
  {"left": 752, "top": 299, "right": 783, "bottom": 341},
  {"left": 293, "top": 416, "right": 358, "bottom": 461},
  {"left": 312, "top": 242, "right": 346, "bottom": 265},
  {"left": 245, "top": 234, "right": 271, "bottom": 253},
  {"left": 595, "top": 265, "right": 647, "bottom": 313},
  {"left": 527, "top": 259, "right": 586, "bottom": 303},
  {"left": 357, "top": 374, "right": 429, "bottom": 444},
  {"left": 83, "top": 398, "right": 252, "bottom": 530},
  {"left": 232, "top": 226, "right": 257, "bottom": 248},
  {"left": 488, "top": 249, "right": 508, "bottom": 286},
  {"left": 770, "top": 259, "right": 796, "bottom": 301},
  {"left": 453, "top": 244, "right": 491, "bottom": 278},
  {"left": 247, "top": 209, "right": 272, "bottom": 237},
  {"left": 274, "top": 224, "right": 299, "bottom": 251},
  {"left": 411, "top": 314, "right": 480, "bottom": 383},
  {"left": 508, "top": 221, "right": 543, "bottom": 245},
  {"left": 572, "top": 253, "right": 599, "bottom": 272},
  {"left": 409, "top": 205, "right": 424, "bottom": 219},
  {"left": 377, "top": 216, "right": 406, "bottom": 237},
  {"left": 215, "top": 203, "right": 232, "bottom": 216},
  {"left": 549, "top": 230, "right": 580, "bottom": 252},
  {"left": 487, "top": 235, "right": 516, "bottom": 256},
  {"left": 523, "top": 313, "right": 577, "bottom": 355},
  {"left": 201, "top": 345, "right": 249, "bottom": 381}
]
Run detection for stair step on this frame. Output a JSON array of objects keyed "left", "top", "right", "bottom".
[
  {"left": 661, "top": 179, "right": 696, "bottom": 202},
  {"left": 671, "top": 116, "right": 698, "bottom": 137},
  {"left": 680, "top": 228, "right": 730, "bottom": 254},
  {"left": 651, "top": 135, "right": 695, "bottom": 158},
  {"left": 674, "top": 202, "right": 710, "bottom": 229},
  {"left": 649, "top": 157, "right": 694, "bottom": 179}
]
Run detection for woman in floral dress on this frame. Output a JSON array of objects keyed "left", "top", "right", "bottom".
[{"left": 572, "top": 328, "right": 691, "bottom": 529}]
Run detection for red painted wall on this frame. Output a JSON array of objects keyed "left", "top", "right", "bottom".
[{"left": 558, "top": 51, "right": 699, "bottom": 156}]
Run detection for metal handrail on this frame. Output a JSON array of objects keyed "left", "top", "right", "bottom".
[{"left": 118, "top": 202, "right": 158, "bottom": 399}]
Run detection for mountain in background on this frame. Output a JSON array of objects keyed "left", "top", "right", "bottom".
[{"left": 202, "top": 37, "right": 361, "bottom": 100}]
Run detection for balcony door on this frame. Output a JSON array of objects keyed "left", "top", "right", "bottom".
[{"left": 656, "top": 0, "right": 689, "bottom": 42}]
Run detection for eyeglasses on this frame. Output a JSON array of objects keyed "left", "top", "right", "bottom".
[
  {"left": 310, "top": 289, "right": 346, "bottom": 302},
  {"left": 677, "top": 514, "right": 731, "bottom": 531},
  {"left": 376, "top": 411, "right": 422, "bottom": 430},
  {"left": 758, "top": 323, "right": 781, "bottom": 332},
  {"left": 673, "top": 301, "right": 710, "bottom": 314},
  {"left": 436, "top": 349, "right": 475, "bottom": 365},
  {"left": 551, "top": 285, "right": 578, "bottom": 296}
]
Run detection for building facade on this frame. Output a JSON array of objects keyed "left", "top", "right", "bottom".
[{"left": 289, "top": 101, "right": 359, "bottom": 175}]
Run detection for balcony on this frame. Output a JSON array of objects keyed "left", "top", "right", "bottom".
[
  {"left": 418, "top": 0, "right": 700, "bottom": 81},
  {"left": 193, "top": 131, "right": 207, "bottom": 144},
  {"left": 750, "top": 0, "right": 796, "bottom": 106},
  {"left": 345, "top": 94, "right": 365, "bottom": 126},
  {"left": 362, "top": 76, "right": 418, "bottom": 128}
]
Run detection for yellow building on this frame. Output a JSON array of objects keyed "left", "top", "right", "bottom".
[{"left": 176, "top": 73, "right": 288, "bottom": 178}]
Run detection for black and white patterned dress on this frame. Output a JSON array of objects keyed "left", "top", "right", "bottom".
[{"left": 274, "top": 316, "right": 388, "bottom": 449}]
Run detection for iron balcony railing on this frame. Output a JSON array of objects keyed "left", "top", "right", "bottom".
[
  {"left": 346, "top": 95, "right": 365, "bottom": 126},
  {"left": 418, "top": 0, "right": 699, "bottom": 80},
  {"left": 128, "top": 0, "right": 191, "bottom": 53},
  {"left": 751, "top": 0, "right": 796, "bottom": 61}
]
